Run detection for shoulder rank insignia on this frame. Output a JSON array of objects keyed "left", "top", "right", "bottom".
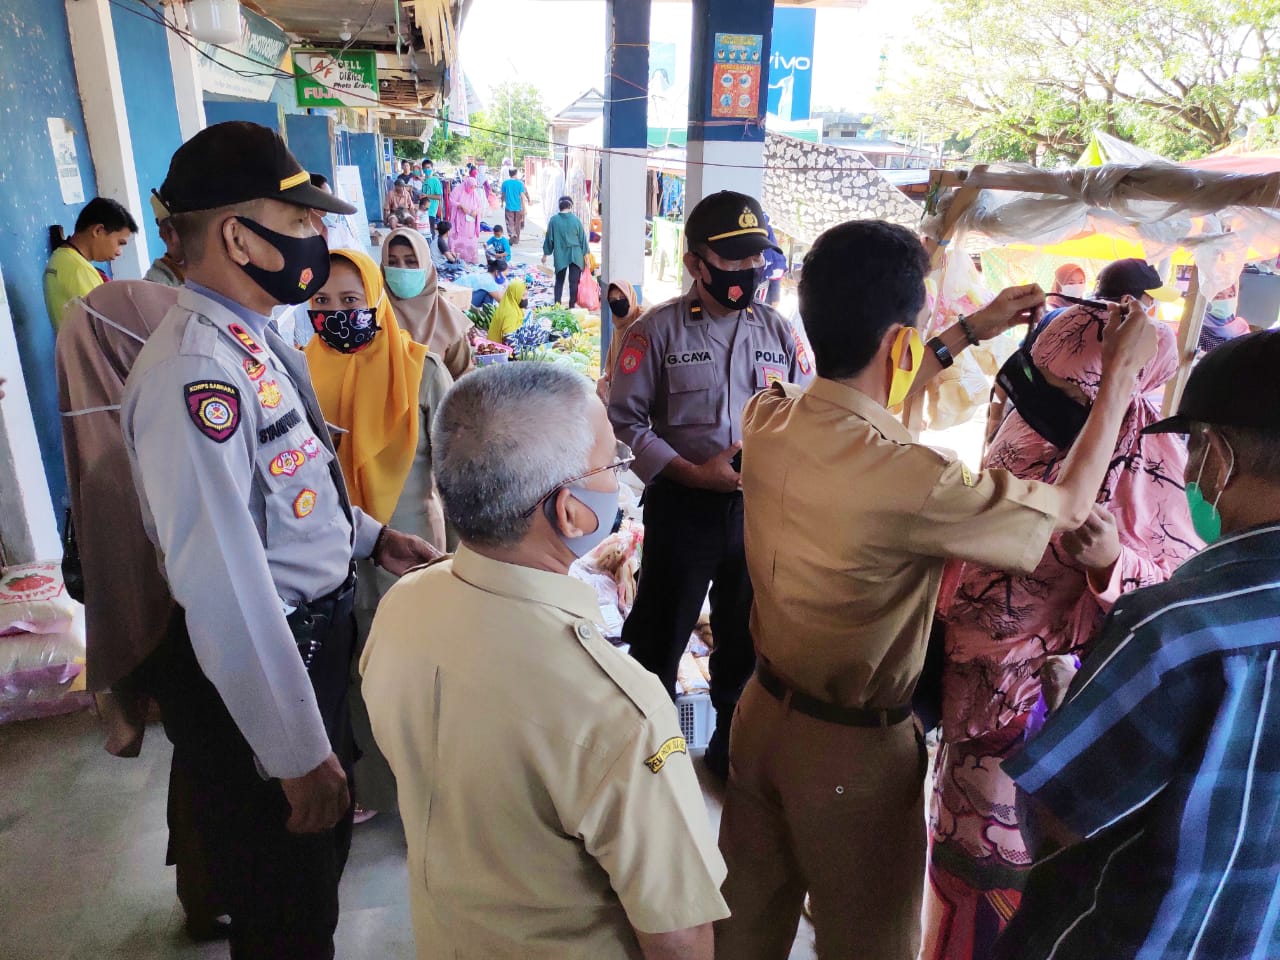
[
  {"left": 960, "top": 463, "right": 976, "bottom": 488},
  {"left": 644, "top": 736, "right": 688, "bottom": 774},
  {"left": 184, "top": 380, "right": 241, "bottom": 443},
  {"left": 228, "top": 322, "right": 264, "bottom": 355},
  {"left": 619, "top": 332, "right": 649, "bottom": 375}
]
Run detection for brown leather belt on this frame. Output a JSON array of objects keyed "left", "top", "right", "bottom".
[{"left": 755, "top": 663, "right": 912, "bottom": 728}]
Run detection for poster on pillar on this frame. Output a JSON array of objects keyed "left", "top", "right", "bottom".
[
  {"left": 46, "top": 119, "right": 84, "bottom": 206},
  {"left": 711, "top": 34, "right": 763, "bottom": 119},
  {"left": 294, "top": 50, "right": 379, "bottom": 109},
  {"left": 766, "top": 9, "right": 816, "bottom": 122}
]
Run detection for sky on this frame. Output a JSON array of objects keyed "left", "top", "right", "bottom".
[{"left": 457, "top": 0, "right": 930, "bottom": 117}]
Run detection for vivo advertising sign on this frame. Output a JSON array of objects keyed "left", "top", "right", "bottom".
[{"left": 766, "top": 8, "right": 816, "bottom": 122}]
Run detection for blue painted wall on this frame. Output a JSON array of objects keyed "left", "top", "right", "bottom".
[
  {"left": 111, "top": 0, "right": 183, "bottom": 263},
  {"left": 203, "top": 99, "right": 285, "bottom": 133},
  {"left": 285, "top": 115, "right": 335, "bottom": 183},
  {"left": 345, "top": 133, "right": 384, "bottom": 226},
  {"left": 0, "top": 0, "right": 100, "bottom": 516}
]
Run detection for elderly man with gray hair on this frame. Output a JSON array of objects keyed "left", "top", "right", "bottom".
[{"left": 360, "top": 363, "right": 728, "bottom": 960}]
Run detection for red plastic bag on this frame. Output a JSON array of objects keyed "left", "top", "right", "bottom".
[{"left": 577, "top": 272, "right": 601, "bottom": 311}]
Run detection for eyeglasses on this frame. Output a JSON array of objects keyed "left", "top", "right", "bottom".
[{"left": 520, "top": 441, "right": 634, "bottom": 519}]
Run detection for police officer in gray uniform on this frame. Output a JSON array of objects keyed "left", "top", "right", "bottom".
[
  {"left": 608, "top": 191, "right": 813, "bottom": 778},
  {"left": 121, "top": 122, "right": 438, "bottom": 959}
]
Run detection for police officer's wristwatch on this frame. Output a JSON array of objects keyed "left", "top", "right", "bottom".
[{"left": 926, "top": 336, "right": 955, "bottom": 369}]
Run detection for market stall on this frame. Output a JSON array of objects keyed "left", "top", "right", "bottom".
[{"left": 921, "top": 160, "right": 1280, "bottom": 424}]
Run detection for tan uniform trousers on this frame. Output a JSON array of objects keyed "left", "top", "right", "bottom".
[{"left": 716, "top": 676, "right": 926, "bottom": 960}]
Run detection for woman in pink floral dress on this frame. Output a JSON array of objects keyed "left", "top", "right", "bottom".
[{"left": 922, "top": 303, "right": 1201, "bottom": 960}]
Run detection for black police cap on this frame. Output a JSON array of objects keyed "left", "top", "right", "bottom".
[
  {"left": 684, "top": 191, "right": 782, "bottom": 260},
  {"left": 1143, "top": 330, "right": 1280, "bottom": 435},
  {"left": 158, "top": 121, "right": 355, "bottom": 216}
]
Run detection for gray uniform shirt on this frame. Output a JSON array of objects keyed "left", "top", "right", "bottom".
[
  {"left": 607, "top": 293, "right": 814, "bottom": 483},
  {"left": 122, "top": 286, "right": 381, "bottom": 779}
]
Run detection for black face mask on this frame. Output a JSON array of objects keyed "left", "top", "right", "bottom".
[
  {"left": 697, "top": 256, "right": 765, "bottom": 311},
  {"left": 234, "top": 217, "right": 330, "bottom": 305},
  {"left": 309, "top": 307, "right": 380, "bottom": 354},
  {"left": 608, "top": 297, "right": 630, "bottom": 318}
]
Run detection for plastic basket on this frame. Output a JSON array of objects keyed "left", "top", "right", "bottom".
[{"left": 676, "top": 692, "right": 716, "bottom": 751}]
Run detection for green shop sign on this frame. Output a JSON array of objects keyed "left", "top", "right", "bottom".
[{"left": 294, "top": 50, "right": 379, "bottom": 109}]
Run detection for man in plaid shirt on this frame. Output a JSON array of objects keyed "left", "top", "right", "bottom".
[{"left": 998, "top": 331, "right": 1280, "bottom": 960}]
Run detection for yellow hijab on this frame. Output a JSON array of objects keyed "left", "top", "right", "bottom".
[
  {"left": 305, "top": 249, "right": 427, "bottom": 523},
  {"left": 488, "top": 278, "right": 528, "bottom": 343}
]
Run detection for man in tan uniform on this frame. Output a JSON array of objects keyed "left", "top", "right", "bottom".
[
  {"left": 716, "top": 219, "right": 1159, "bottom": 959},
  {"left": 362, "top": 363, "right": 728, "bottom": 960}
]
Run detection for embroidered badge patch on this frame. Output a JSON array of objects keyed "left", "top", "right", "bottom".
[
  {"left": 728, "top": 284, "right": 744, "bottom": 302},
  {"left": 792, "top": 326, "right": 813, "bottom": 375},
  {"left": 257, "top": 380, "right": 283, "bottom": 409},
  {"left": 270, "top": 449, "right": 306, "bottom": 477},
  {"left": 298, "top": 267, "right": 314, "bottom": 291},
  {"left": 184, "top": 380, "right": 241, "bottom": 443},
  {"left": 644, "top": 736, "right": 688, "bottom": 774},
  {"left": 619, "top": 333, "right": 649, "bottom": 375},
  {"left": 228, "top": 322, "right": 263, "bottom": 355},
  {"left": 760, "top": 364, "right": 785, "bottom": 388},
  {"left": 301, "top": 436, "right": 322, "bottom": 460},
  {"left": 293, "top": 488, "right": 317, "bottom": 518},
  {"left": 243, "top": 358, "right": 266, "bottom": 381}
]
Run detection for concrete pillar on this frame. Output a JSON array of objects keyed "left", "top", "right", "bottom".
[
  {"left": 0, "top": 264, "right": 59, "bottom": 564},
  {"left": 165, "top": 1, "right": 208, "bottom": 142},
  {"left": 601, "top": 0, "right": 651, "bottom": 368},
  {"left": 685, "top": 0, "right": 773, "bottom": 214},
  {"left": 64, "top": 0, "right": 150, "bottom": 279}
]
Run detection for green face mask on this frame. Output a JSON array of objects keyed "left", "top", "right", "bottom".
[{"left": 1185, "top": 435, "right": 1233, "bottom": 544}]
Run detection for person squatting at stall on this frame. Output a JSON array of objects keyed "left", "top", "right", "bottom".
[
  {"left": 362, "top": 363, "right": 728, "bottom": 960},
  {"left": 997, "top": 330, "right": 1280, "bottom": 960},
  {"left": 715, "top": 218, "right": 1160, "bottom": 960},
  {"left": 607, "top": 191, "right": 813, "bottom": 779},
  {"left": 120, "top": 121, "right": 438, "bottom": 959}
]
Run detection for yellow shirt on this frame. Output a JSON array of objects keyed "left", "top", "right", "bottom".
[
  {"left": 44, "top": 244, "right": 104, "bottom": 331},
  {"left": 360, "top": 546, "right": 728, "bottom": 959},
  {"left": 742, "top": 378, "right": 1064, "bottom": 709}
]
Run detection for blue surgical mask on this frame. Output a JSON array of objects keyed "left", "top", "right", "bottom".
[
  {"left": 384, "top": 266, "right": 428, "bottom": 299},
  {"left": 1207, "top": 297, "right": 1237, "bottom": 322},
  {"left": 544, "top": 483, "right": 620, "bottom": 558}
]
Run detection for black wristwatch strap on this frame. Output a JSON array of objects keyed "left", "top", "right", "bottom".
[{"left": 927, "top": 336, "right": 955, "bottom": 369}]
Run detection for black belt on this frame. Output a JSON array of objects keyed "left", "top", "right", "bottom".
[
  {"left": 286, "top": 565, "right": 357, "bottom": 671},
  {"left": 755, "top": 663, "right": 912, "bottom": 728}
]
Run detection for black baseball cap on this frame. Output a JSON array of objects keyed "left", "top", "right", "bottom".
[
  {"left": 1143, "top": 331, "right": 1280, "bottom": 435},
  {"left": 158, "top": 121, "right": 355, "bottom": 216},
  {"left": 685, "top": 191, "right": 782, "bottom": 260},
  {"left": 1096, "top": 258, "right": 1181, "bottom": 303}
]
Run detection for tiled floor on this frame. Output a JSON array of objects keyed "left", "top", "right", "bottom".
[{"left": 0, "top": 710, "right": 816, "bottom": 959}]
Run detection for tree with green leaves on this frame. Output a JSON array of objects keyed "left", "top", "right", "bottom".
[
  {"left": 426, "top": 81, "right": 551, "bottom": 168},
  {"left": 883, "top": 0, "right": 1280, "bottom": 164}
]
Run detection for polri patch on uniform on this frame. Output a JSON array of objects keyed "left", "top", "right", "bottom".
[
  {"left": 228, "top": 322, "right": 263, "bottom": 355},
  {"left": 183, "top": 380, "right": 241, "bottom": 443},
  {"left": 792, "top": 325, "right": 813, "bottom": 376},
  {"left": 293, "top": 488, "right": 317, "bottom": 518},
  {"left": 243, "top": 358, "right": 266, "bottom": 381},
  {"left": 270, "top": 449, "right": 306, "bottom": 477},
  {"left": 257, "top": 379, "right": 283, "bottom": 409},
  {"left": 759, "top": 364, "right": 785, "bottom": 388},
  {"left": 643, "top": 736, "right": 688, "bottom": 774},
  {"left": 619, "top": 332, "right": 649, "bottom": 375},
  {"left": 259, "top": 409, "right": 302, "bottom": 445}
]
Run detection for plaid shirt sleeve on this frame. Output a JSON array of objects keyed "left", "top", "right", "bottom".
[{"left": 1006, "top": 605, "right": 1220, "bottom": 840}]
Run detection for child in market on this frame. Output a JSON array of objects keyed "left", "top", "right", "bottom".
[{"left": 485, "top": 224, "right": 512, "bottom": 263}]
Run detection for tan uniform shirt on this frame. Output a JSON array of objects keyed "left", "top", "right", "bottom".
[
  {"left": 742, "top": 378, "right": 1064, "bottom": 710},
  {"left": 360, "top": 547, "right": 728, "bottom": 959}
]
